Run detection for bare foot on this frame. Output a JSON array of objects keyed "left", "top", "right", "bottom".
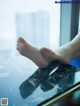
[
  {"left": 17, "top": 37, "right": 49, "bottom": 68},
  {"left": 40, "top": 47, "right": 70, "bottom": 64}
]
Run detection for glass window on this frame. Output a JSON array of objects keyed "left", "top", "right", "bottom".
[
  {"left": 0, "top": 1, "right": 61, "bottom": 106},
  {"left": 0, "top": 0, "right": 60, "bottom": 64}
]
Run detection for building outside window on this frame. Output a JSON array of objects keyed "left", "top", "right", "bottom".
[{"left": 0, "top": 0, "right": 60, "bottom": 63}]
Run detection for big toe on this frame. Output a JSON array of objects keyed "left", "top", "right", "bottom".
[
  {"left": 41, "top": 47, "right": 49, "bottom": 52},
  {"left": 41, "top": 47, "right": 48, "bottom": 55},
  {"left": 17, "top": 37, "right": 25, "bottom": 43}
]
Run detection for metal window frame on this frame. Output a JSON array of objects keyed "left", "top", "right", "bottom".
[
  {"left": 37, "top": 82, "right": 80, "bottom": 106},
  {"left": 60, "top": 0, "right": 80, "bottom": 46}
]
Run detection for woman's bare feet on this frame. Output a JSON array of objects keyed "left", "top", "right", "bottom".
[
  {"left": 17, "top": 37, "right": 49, "bottom": 68},
  {"left": 17, "top": 33, "right": 80, "bottom": 68}
]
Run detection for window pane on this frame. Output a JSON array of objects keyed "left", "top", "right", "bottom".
[
  {"left": 0, "top": 0, "right": 60, "bottom": 62},
  {"left": 0, "top": 1, "right": 60, "bottom": 105}
]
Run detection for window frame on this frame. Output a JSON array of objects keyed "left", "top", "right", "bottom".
[{"left": 60, "top": 0, "right": 79, "bottom": 46}]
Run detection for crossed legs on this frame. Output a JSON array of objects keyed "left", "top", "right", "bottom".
[{"left": 17, "top": 34, "right": 80, "bottom": 68}]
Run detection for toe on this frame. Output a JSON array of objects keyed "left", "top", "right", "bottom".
[
  {"left": 17, "top": 43, "right": 19, "bottom": 46},
  {"left": 40, "top": 47, "right": 49, "bottom": 53},
  {"left": 40, "top": 47, "right": 47, "bottom": 51},
  {"left": 41, "top": 47, "right": 53, "bottom": 55},
  {"left": 16, "top": 46, "right": 19, "bottom": 50},
  {"left": 17, "top": 37, "right": 24, "bottom": 43},
  {"left": 40, "top": 47, "right": 47, "bottom": 56},
  {"left": 17, "top": 37, "right": 21, "bottom": 43}
]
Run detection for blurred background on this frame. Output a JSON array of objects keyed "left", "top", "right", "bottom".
[
  {"left": 0, "top": 0, "right": 60, "bottom": 63},
  {"left": 0, "top": 1, "right": 60, "bottom": 105}
]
